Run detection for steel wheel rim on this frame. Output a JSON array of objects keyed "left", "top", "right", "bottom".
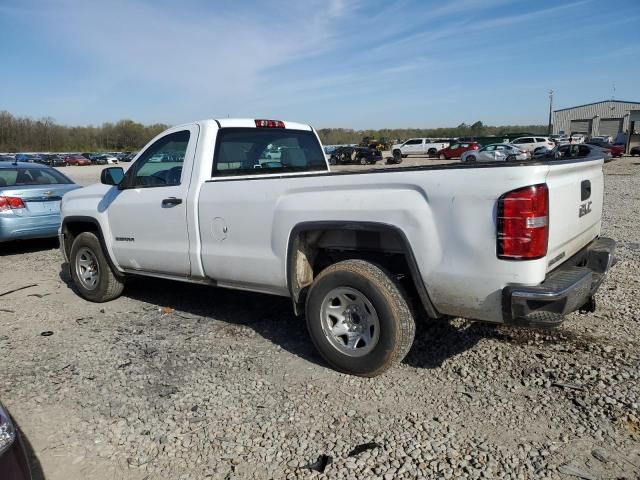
[
  {"left": 75, "top": 247, "right": 100, "bottom": 290},
  {"left": 320, "top": 287, "right": 380, "bottom": 357}
]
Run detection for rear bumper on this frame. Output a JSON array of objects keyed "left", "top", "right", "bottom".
[
  {"left": 0, "top": 215, "right": 60, "bottom": 242},
  {"left": 503, "top": 237, "right": 616, "bottom": 327}
]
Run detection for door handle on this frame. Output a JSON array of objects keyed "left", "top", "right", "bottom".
[{"left": 162, "top": 197, "right": 182, "bottom": 207}]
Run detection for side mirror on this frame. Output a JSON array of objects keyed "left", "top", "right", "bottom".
[{"left": 101, "top": 167, "right": 125, "bottom": 185}]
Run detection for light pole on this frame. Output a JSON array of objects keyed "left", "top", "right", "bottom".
[{"left": 547, "top": 89, "right": 554, "bottom": 136}]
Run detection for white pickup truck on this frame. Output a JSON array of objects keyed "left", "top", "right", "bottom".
[
  {"left": 59, "top": 118, "right": 615, "bottom": 376},
  {"left": 390, "top": 138, "right": 450, "bottom": 162}
]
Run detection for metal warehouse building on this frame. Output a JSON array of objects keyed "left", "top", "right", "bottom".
[{"left": 553, "top": 100, "right": 640, "bottom": 140}]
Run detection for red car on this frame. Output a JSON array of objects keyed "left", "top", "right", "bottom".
[
  {"left": 587, "top": 141, "right": 624, "bottom": 158},
  {"left": 611, "top": 143, "right": 625, "bottom": 157},
  {"left": 64, "top": 154, "right": 91, "bottom": 166},
  {"left": 437, "top": 142, "right": 480, "bottom": 159}
]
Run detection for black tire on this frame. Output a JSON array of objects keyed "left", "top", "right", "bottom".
[
  {"left": 506, "top": 154, "right": 516, "bottom": 162},
  {"left": 392, "top": 150, "right": 402, "bottom": 164},
  {"left": 359, "top": 156, "right": 368, "bottom": 165},
  {"left": 428, "top": 148, "right": 437, "bottom": 157},
  {"left": 305, "top": 260, "right": 415, "bottom": 377},
  {"left": 329, "top": 156, "right": 337, "bottom": 165},
  {"left": 70, "top": 232, "right": 124, "bottom": 302},
  {"left": 466, "top": 155, "right": 476, "bottom": 162}
]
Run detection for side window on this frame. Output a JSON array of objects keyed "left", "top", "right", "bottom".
[
  {"left": 512, "top": 139, "right": 522, "bottom": 144},
  {"left": 484, "top": 145, "right": 495, "bottom": 151},
  {"left": 578, "top": 145, "right": 591, "bottom": 157},
  {"left": 405, "top": 139, "right": 421, "bottom": 145},
  {"left": 126, "top": 130, "right": 190, "bottom": 187},
  {"left": 213, "top": 128, "right": 327, "bottom": 176}
]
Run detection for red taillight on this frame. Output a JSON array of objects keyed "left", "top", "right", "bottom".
[
  {"left": 255, "top": 119, "right": 285, "bottom": 128},
  {"left": 0, "top": 196, "right": 25, "bottom": 211},
  {"left": 497, "top": 184, "right": 548, "bottom": 260}
]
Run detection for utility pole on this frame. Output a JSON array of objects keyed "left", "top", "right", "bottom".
[{"left": 547, "top": 89, "right": 554, "bottom": 136}]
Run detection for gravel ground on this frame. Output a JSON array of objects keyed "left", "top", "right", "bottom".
[{"left": 1, "top": 156, "right": 638, "bottom": 480}]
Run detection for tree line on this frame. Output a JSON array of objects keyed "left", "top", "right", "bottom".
[
  {"left": 0, "top": 111, "right": 548, "bottom": 152},
  {"left": 0, "top": 111, "right": 168, "bottom": 153}
]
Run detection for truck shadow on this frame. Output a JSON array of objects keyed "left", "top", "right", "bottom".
[
  {"left": 58, "top": 269, "right": 495, "bottom": 371},
  {"left": 12, "top": 418, "right": 46, "bottom": 480},
  {"left": 403, "top": 319, "right": 497, "bottom": 369}
]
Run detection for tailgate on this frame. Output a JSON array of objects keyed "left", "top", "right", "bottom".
[{"left": 545, "top": 158, "right": 604, "bottom": 272}]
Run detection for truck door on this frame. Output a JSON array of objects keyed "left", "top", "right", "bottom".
[{"left": 106, "top": 125, "right": 199, "bottom": 276}]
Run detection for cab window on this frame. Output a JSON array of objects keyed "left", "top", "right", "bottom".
[{"left": 213, "top": 128, "right": 327, "bottom": 177}]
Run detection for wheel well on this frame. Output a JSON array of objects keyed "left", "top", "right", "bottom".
[
  {"left": 288, "top": 224, "right": 439, "bottom": 319},
  {"left": 62, "top": 221, "right": 99, "bottom": 259}
]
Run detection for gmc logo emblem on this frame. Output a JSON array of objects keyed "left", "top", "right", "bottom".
[{"left": 579, "top": 201, "right": 592, "bottom": 218}]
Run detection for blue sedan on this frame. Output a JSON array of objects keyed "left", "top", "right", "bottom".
[{"left": 0, "top": 162, "right": 81, "bottom": 242}]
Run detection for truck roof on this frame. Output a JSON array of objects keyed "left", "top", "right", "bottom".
[{"left": 211, "top": 118, "right": 313, "bottom": 131}]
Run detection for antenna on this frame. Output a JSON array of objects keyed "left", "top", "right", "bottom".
[{"left": 612, "top": 82, "right": 616, "bottom": 101}]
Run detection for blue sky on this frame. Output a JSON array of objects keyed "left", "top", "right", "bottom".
[{"left": 1, "top": 0, "right": 639, "bottom": 129}]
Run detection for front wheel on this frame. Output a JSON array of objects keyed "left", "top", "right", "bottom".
[
  {"left": 466, "top": 155, "right": 476, "bottom": 162},
  {"left": 359, "top": 156, "right": 368, "bottom": 165},
  {"left": 392, "top": 150, "right": 402, "bottom": 163},
  {"left": 70, "top": 232, "right": 124, "bottom": 302},
  {"left": 305, "top": 260, "right": 415, "bottom": 377}
]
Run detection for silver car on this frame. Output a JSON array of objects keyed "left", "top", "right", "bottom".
[
  {"left": 0, "top": 162, "right": 81, "bottom": 242},
  {"left": 460, "top": 143, "right": 530, "bottom": 163}
]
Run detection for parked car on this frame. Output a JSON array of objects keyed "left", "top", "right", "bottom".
[
  {"left": 630, "top": 145, "right": 640, "bottom": 156},
  {"left": 437, "top": 142, "right": 480, "bottom": 159},
  {"left": 0, "top": 155, "right": 14, "bottom": 162},
  {"left": 39, "top": 154, "right": 68, "bottom": 167},
  {"left": 65, "top": 154, "right": 91, "bottom": 166},
  {"left": 60, "top": 118, "right": 615, "bottom": 376},
  {"left": 0, "top": 401, "right": 32, "bottom": 480},
  {"left": 0, "top": 162, "right": 81, "bottom": 242},
  {"left": 390, "top": 138, "right": 450, "bottom": 161},
  {"left": 329, "top": 146, "right": 382, "bottom": 165},
  {"left": 460, "top": 143, "right": 530, "bottom": 163},
  {"left": 535, "top": 143, "right": 612, "bottom": 162},
  {"left": 587, "top": 140, "right": 624, "bottom": 158},
  {"left": 511, "top": 136, "right": 555, "bottom": 153},
  {"left": 120, "top": 152, "right": 138, "bottom": 162},
  {"left": 94, "top": 154, "right": 119, "bottom": 164},
  {"left": 570, "top": 134, "right": 586, "bottom": 144},
  {"left": 591, "top": 135, "right": 613, "bottom": 144}
]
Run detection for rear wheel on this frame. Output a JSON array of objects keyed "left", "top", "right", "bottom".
[
  {"left": 70, "top": 232, "right": 124, "bottom": 302},
  {"left": 392, "top": 150, "right": 402, "bottom": 164},
  {"left": 305, "top": 260, "right": 415, "bottom": 377},
  {"left": 466, "top": 155, "right": 476, "bottom": 162},
  {"left": 428, "top": 148, "right": 437, "bottom": 157},
  {"left": 329, "top": 156, "right": 337, "bottom": 165},
  {"left": 359, "top": 156, "right": 368, "bottom": 165}
]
